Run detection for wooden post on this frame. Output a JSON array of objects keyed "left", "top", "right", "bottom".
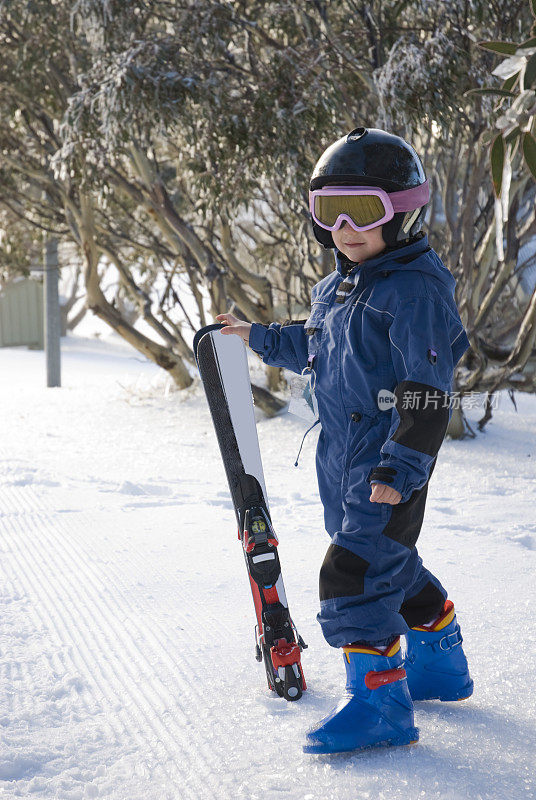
[{"left": 44, "top": 236, "right": 61, "bottom": 387}]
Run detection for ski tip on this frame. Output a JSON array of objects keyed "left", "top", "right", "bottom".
[{"left": 193, "top": 323, "right": 225, "bottom": 364}]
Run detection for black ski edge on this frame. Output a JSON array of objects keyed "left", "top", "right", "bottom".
[
  {"left": 196, "top": 330, "right": 266, "bottom": 521},
  {"left": 193, "top": 323, "right": 224, "bottom": 367}
]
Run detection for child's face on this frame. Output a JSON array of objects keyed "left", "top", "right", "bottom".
[{"left": 332, "top": 222, "right": 386, "bottom": 263}]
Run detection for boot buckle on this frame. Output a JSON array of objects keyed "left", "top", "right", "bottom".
[{"left": 364, "top": 667, "right": 406, "bottom": 690}]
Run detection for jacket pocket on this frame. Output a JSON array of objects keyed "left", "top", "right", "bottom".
[{"left": 304, "top": 300, "right": 329, "bottom": 362}]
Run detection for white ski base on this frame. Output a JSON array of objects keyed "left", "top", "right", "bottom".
[{"left": 209, "top": 328, "right": 269, "bottom": 504}]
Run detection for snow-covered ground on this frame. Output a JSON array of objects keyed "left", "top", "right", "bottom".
[{"left": 0, "top": 335, "right": 535, "bottom": 800}]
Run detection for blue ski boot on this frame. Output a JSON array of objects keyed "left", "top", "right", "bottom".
[
  {"left": 404, "top": 600, "right": 474, "bottom": 702},
  {"left": 303, "top": 638, "right": 419, "bottom": 755}
]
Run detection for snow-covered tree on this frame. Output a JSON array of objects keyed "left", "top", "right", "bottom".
[
  {"left": 2, "top": 0, "right": 536, "bottom": 426},
  {"left": 0, "top": 0, "right": 348, "bottom": 399},
  {"left": 0, "top": 1, "right": 196, "bottom": 386},
  {"left": 464, "top": 0, "right": 536, "bottom": 409},
  {"left": 368, "top": 0, "right": 536, "bottom": 430}
]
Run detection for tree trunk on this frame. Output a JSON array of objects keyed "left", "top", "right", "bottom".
[
  {"left": 66, "top": 301, "right": 88, "bottom": 333},
  {"left": 446, "top": 405, "right": 465, "bottom": 440},
  {"left": 78, "top": 194, "right": 193, "bottom": 389},
  {"left": 252, "top": 383, "right": 286, "bottom": 417},
  {"left": 267, "top": 365, "right": 283, "bottom": 393}
]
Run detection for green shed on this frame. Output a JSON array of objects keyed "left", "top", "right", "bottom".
[{"left": 0, "top": 277, "right": 44, "bottom": 349}]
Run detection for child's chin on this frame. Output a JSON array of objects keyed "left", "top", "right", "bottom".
[{"left": 343, "top": 245, "right": 366, "bottom": 259}]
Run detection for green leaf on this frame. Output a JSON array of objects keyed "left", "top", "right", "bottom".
[
  {"left": 478, "top": 41, "right": 519, "bottom": 55},
  {"left": 523, "top": 132, "right": 536, "bottom": 181},
  {"left": 502, "top": 72, "right": 520, "bottom": 92},
  {"left": 531, "top": 0, "right": 536, "bottom": 19},
  {"left": 518, "top": 36, "right": 536, "bottom": 48},
  {"left": 464, "top": 88, "right": 515, "bottom": 98},
  {"left": 490, "top": 133, "right": 505, "bottom": 196},
  {"left": 524, "top": 52, "right": 536, "bottom": 88}
]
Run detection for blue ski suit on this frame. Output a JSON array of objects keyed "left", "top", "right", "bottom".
[{"left": 248, "top": 234, "right": 471, "bottom": 648}]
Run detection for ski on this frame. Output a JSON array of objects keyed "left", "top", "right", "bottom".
[{"left": 194, "top": 323, "right": 307, "bottom": 701}]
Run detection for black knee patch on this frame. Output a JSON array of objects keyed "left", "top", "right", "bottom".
[
  {"left": 381, "top": 457, "right": 437, "bottom": 549},
  {"left": 319, "top": 543, "right": 370, "bottom": 601},
  {"left": 400, "top": 580, "right": 446, "bottom": 628}
]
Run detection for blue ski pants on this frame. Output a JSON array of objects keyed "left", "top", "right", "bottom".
[{"left": 316, "top": 421, "right": 447, "bottom": 649}]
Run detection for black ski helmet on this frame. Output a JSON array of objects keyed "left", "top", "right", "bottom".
[{"left": 309, "top": 127, "right": 428, "bottom": 249}]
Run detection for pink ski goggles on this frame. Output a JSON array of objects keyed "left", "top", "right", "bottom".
[{"left": 309, "top": 182, "right": 429, "bottom": 232}]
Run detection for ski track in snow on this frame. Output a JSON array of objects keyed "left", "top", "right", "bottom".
[
  {"left": 0, "top": 337, "right": 535, "bottom": 800},
  {"left": 0, "top": 475, "right": 244, "bottom": 800}
]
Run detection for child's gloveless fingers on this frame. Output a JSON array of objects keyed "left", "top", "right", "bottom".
[
  {"left": 369, "top": 482, "right": 401, "bottom": 505},
  {"left": 216, "top": 312, "right": 244, "bottom": 327},
  {"left": 220, "top": 325, "right": 242, "bottom": 336},
  {"left": 215, "top": 313, "right": 252, "bottom": 344}
]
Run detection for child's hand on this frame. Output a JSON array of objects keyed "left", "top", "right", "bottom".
[
  {"left": 369, "top": 483, "right": 402, "bottom": 505},
  {"left": 216, "top": 313, "right": 252, "bottom": 345}
]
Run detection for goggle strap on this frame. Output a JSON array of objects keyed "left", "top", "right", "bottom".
[
  {"left": 387, "top": 180, "right": 429, "bottom": 212},
  {"left": 311, "top": 180, "right": 429, "bottom": 212}
]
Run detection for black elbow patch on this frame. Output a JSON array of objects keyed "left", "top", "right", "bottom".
[
  {"left": 391, "top": 380, "right": 450, "bottom": 457},
  {"left": 319, "top": 543, "right": 370, "bottom": 601}
]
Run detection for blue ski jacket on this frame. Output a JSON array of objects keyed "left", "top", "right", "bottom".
[{"left": 248, "top": 235, "right": 471, "bottom": 507}]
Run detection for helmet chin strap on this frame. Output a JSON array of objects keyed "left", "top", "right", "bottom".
[{"left": 336, "top": 250, "right": 360, "bottom": 274}]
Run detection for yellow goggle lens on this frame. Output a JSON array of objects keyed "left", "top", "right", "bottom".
[{"left": 313, "top": 193, "right": 386, "bottom": 227}]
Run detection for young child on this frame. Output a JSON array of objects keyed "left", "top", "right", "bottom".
[{"left": 217, "top": 127, "right": 473, "bottom": 755}]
